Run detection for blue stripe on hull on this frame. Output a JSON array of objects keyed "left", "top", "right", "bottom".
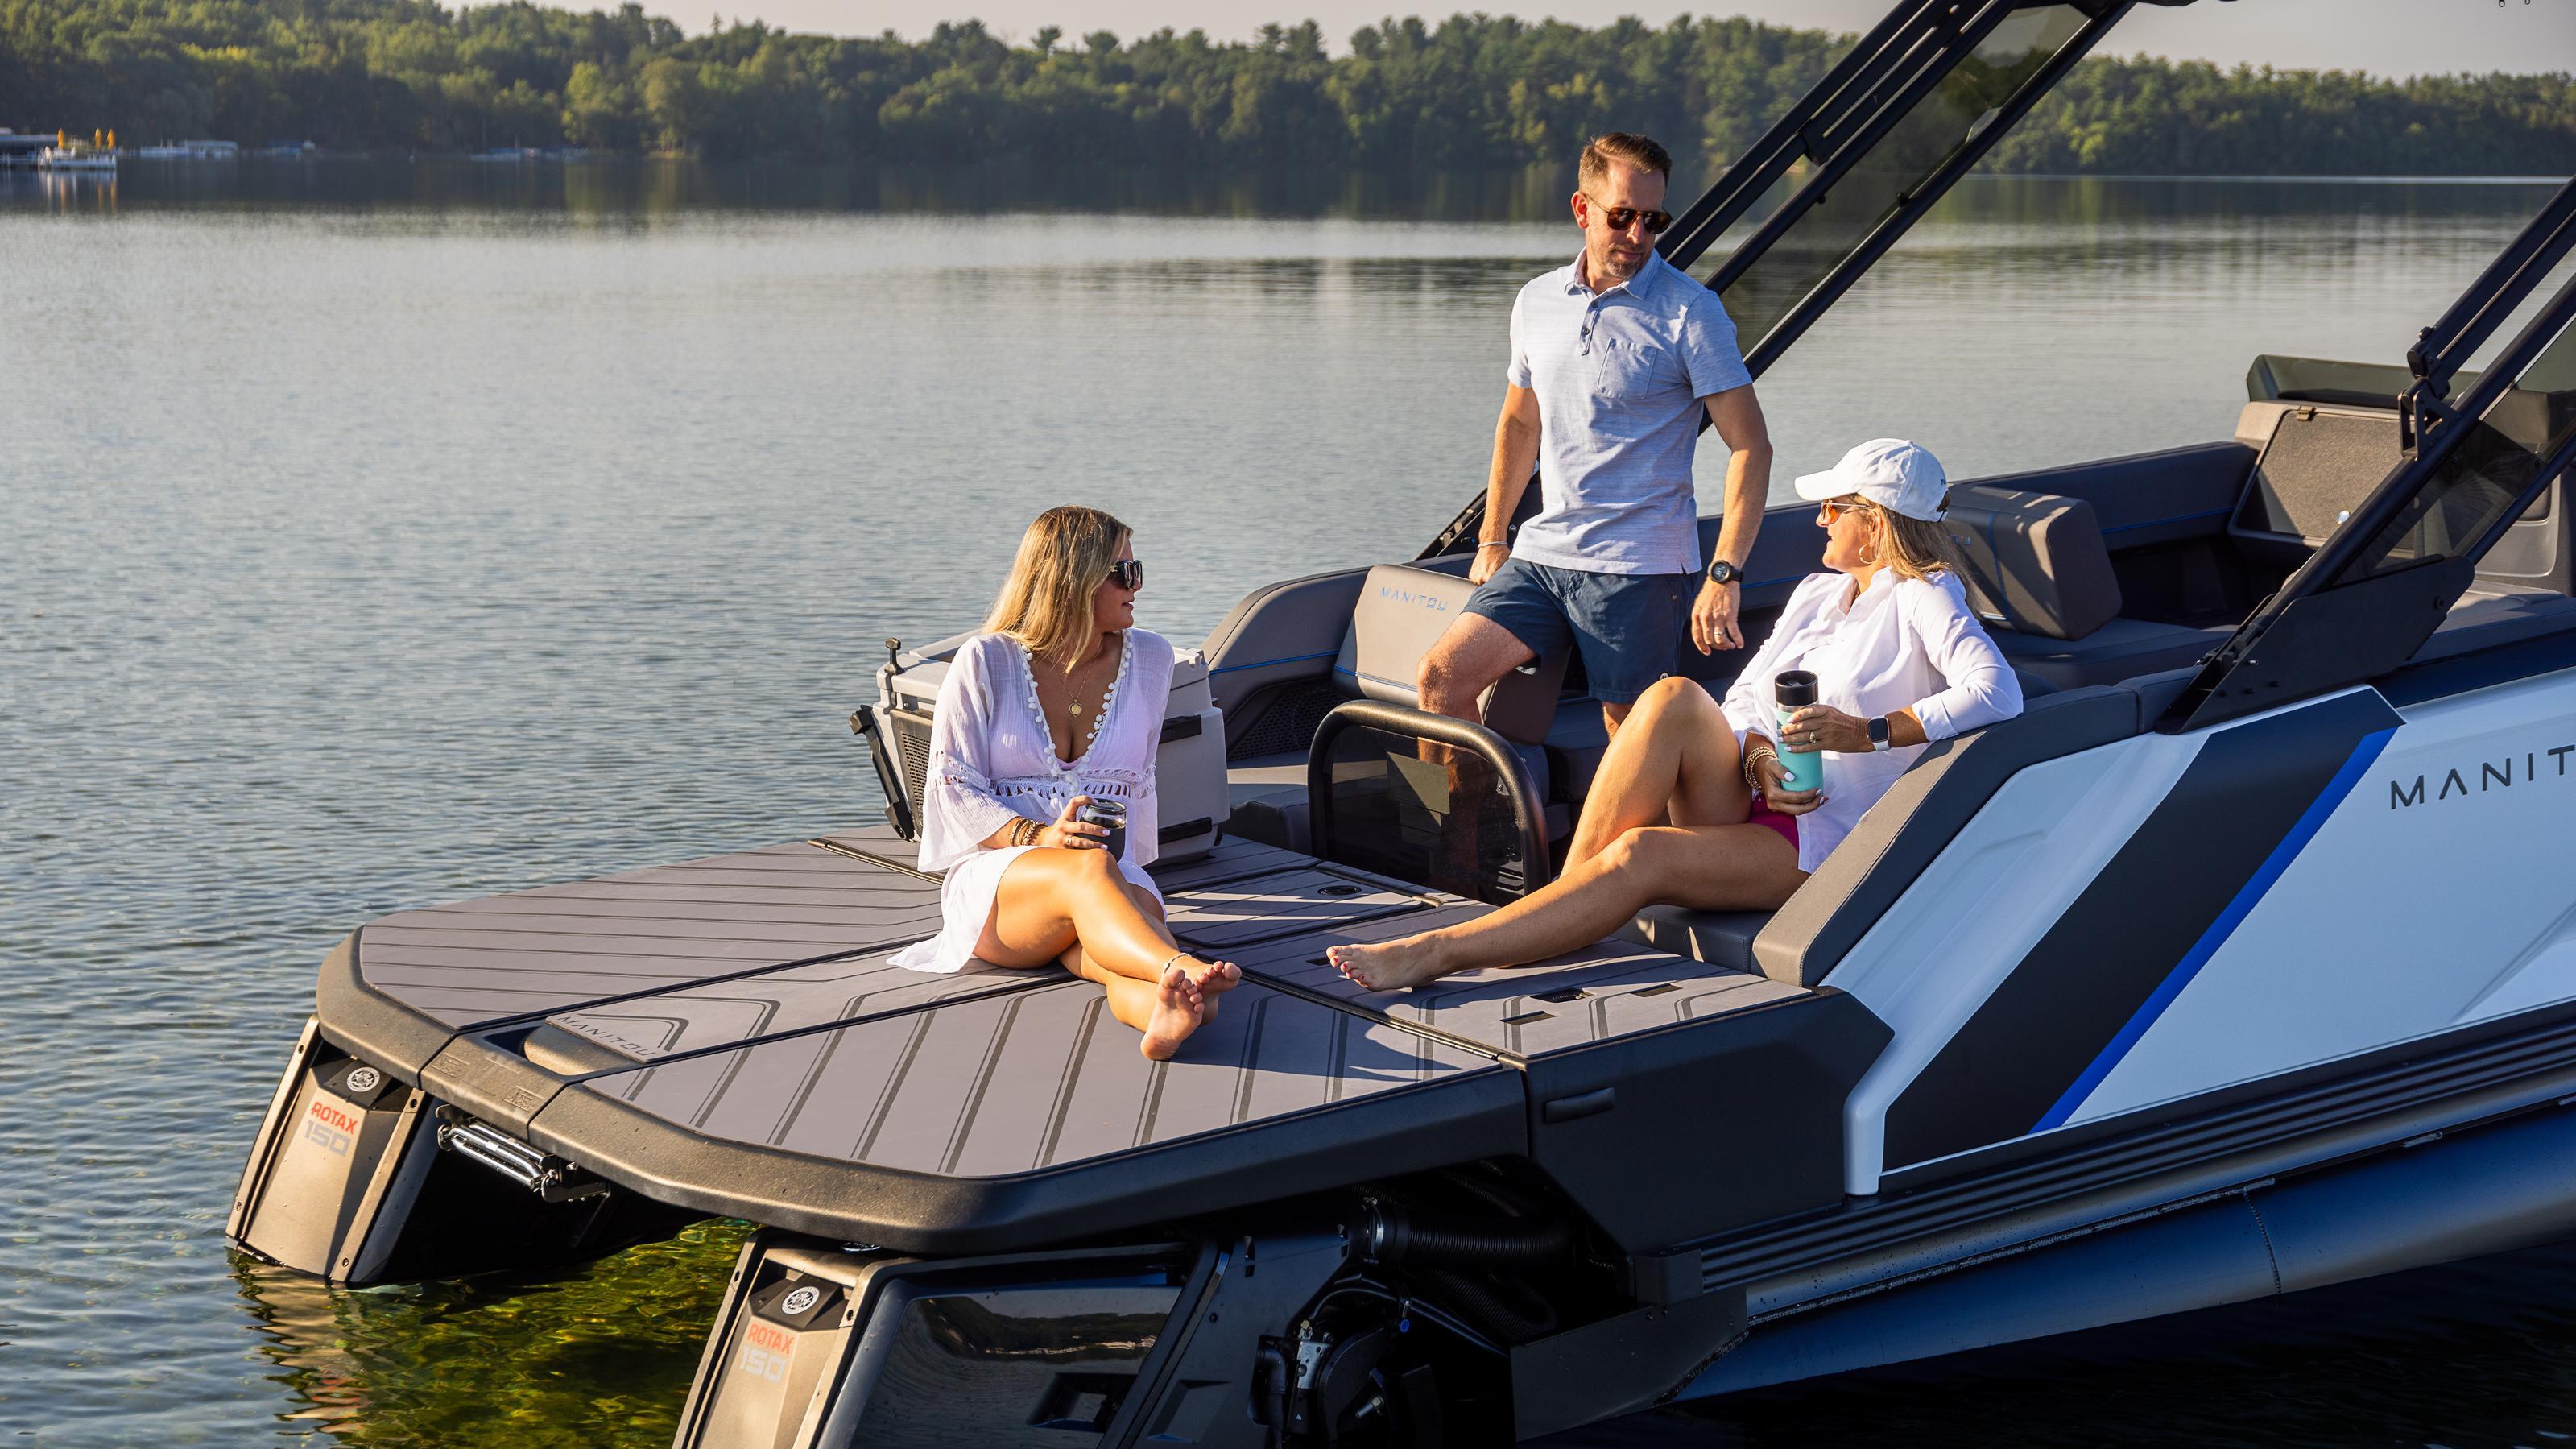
[{"left": 2034, "top": 725, "right": 2398, "bottom": 1132}]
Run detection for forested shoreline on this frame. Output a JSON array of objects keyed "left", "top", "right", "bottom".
[{"left": 5, "top": 0, "right": 2573, "bottom": 173}]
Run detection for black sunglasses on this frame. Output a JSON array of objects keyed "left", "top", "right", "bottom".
[
  {"left": 1582, "top": 193, "right": 1674, "bottom": 235},
  {"left": 1106, "top": 559, "right": 1144, "bottom": 590}
]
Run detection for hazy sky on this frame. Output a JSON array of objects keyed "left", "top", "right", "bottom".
[{"left": 722, "top": 0, "right": 2576, "bottom": 77}]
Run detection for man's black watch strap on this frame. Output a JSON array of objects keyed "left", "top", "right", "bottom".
[{"left": 1705, "top": 559, "right": 1741, "bottom": 586}]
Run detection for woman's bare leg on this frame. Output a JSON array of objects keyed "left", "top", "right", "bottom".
[
  {"left": 1057, "top": 882, "right": 1236, "bottom": 1019},
  {"left": 1331, "top": 825, "right": 1805, "bottom": 992},
  {"left": 976, "top": 848, "right": 1234, "bottom": 1054},
  {"left": 1563, "top": 677, "right": 1754, "bottom": 870},
  {"left": 1087, "top": 966, "right": 1205, "bottom": 1061},
  {"left": 981, "top": 848, "right": 1213, "bottom": 981}
]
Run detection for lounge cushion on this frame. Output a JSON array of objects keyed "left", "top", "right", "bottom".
[
  {"left": 1622, "top": 905, "right": 1775, "bottom": 973},
  {"left": 1944, "top": 486, "right": 2123, "bottom": 642},
  {"left": 1995, "top": 616, "right": 2232, "bottom": 691}
]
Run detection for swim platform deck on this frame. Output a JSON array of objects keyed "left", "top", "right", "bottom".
[{"left": 311, "top": 827, "right": 1884, "bottom": 1254}]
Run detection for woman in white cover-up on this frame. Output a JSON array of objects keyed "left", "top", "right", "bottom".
[{"left": 889, "top": 506, "right": 1239, "bottom": 1059}]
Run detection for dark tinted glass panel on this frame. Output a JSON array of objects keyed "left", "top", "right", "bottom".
[
  {"left": 2333, "top": 317, "right": 2576, "bottom": 584},
  {"left": 1710, "top": 3, "right": 2087, "bottom": 350},
  {"left": 1315, "top": 723, "right": 1540, "bottom": 902}
]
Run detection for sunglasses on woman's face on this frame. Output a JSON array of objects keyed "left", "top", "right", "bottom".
[
  {"left": 1818, "top": 497, "right": 1870, "bottom": 524},
  {"left": 1106, "top": 559, "right": 1144, "bottom": 590},
  {"left": 1582, "top": 193, "right": 1675, "bottom": 235}
]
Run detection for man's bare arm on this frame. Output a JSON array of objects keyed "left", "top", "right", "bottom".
[
  {"left": 1689, "top": 384, "right": 1775, "bottom": 652},
  {"left": 1472, "top": 385, "right": 1543, "bottom": 585}
]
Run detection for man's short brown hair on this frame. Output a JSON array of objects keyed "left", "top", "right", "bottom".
[{"left": 1578, "top": 132, "right": 1673, "bottom": 188}]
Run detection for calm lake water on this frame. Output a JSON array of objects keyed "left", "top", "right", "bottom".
[{"left": 4, "top": 160, "right": 2573, "bottom": 1446}]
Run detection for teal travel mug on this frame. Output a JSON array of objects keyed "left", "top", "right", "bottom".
[{"left": 1773, "top": 670, "right": 1825, "bottom": 794}]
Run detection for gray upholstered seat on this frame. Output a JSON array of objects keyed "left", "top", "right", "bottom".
[
  {"left": 1943, "top": 484, "right": 2229, "bottom": 689},
  {"left": 1333, "top": 564, "right": 1567, "bottom": 744},
  {"left": 1994, "top": 616, "right": 2232, "bottom": 691},
  {"left": 1621, "top": 905, "right": 1775, "bottom": 972},
  {"left": 1944, "top": 486, "right": 2124, "bottom": 641},
  {"left": 1228, "top": 565, "right": 1571, "bottom": 855}
]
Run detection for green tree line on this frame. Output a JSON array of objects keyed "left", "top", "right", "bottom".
[{"left": 3, "top": 0, "right": 2570, "bottom": 173}]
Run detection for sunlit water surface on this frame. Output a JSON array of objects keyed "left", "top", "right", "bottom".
[{"left": 4, "top": 163, "right": 2572, "bottom": 1445}]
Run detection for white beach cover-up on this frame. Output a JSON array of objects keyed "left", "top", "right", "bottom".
[{"left": 889, "top": 628, "right": 1174, "bottom": 975}]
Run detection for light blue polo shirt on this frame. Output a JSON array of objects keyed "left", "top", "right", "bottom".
[{"left": 1505, "top": 247, "right": 1752, "bottom": 576}]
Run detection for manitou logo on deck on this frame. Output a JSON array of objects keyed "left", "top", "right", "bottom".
[
  {"left": 2389, "top": 744, "right": 2576, "bottom": 809},
  {"left": 303, "top": 1098, "right": 359, "bottom": 1157}
]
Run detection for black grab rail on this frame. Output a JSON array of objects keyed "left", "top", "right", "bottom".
[{"left": 1307, "top": 699, "right": 1553, "bottom": 902}]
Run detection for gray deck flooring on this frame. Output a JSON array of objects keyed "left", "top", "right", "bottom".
[
  {"left": 578, "top": 978, "right": 1495, "bottom": 1175},
  {"left": 343, "top": 834, "right": 1801, "bottom": 1192},
  {"left": 358, "top": 843, "right": 946, "bottom": 1029}
]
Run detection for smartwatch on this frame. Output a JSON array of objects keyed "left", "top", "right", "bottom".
[
  {"left": 1867, "top": 715, "right": 1892, "bottom": 751},
  {"left": 1705, "top": 559, "right": 1741, "bottom": 587}
]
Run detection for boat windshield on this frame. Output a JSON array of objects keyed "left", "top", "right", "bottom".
[
  {"left": 2332, "top": 316, "right": 2576, "bottom": 585},
  {"left": 1706, "top": 2, "right": 2090, "bottom": 358}
]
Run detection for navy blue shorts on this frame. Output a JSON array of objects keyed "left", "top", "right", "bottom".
[{"left": 1463, "top": 558, "right": 1691, "bottom": 705}]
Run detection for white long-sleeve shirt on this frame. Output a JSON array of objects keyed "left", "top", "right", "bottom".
[{"left": 1719, "top": 569, "right": 2022, "bottom": 872}]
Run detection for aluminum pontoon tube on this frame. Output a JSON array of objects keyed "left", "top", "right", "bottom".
[{"left": 1685, "top": 1100, "right": 2576, "bottom": 1397}]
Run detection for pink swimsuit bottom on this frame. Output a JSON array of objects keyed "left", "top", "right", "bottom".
[{"left": 1744, "top": 798, "right": 1801, "bottom": 852}]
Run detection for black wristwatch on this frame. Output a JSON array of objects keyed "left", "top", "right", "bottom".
[
  {"left": 1705, "top": 559, "right": 1741, "bottom": 586},
  {"left": 1867, "top": 715, "right": 1892, "bottom": 751}
]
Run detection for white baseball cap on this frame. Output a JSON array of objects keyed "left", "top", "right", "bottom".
[{"left": 1792, "top": 438, "right": 1949, "bottom": 521}]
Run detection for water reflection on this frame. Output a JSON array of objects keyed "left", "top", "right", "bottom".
[
  {"left": 2, "top": 168, "right": 121, "bottom": 214},
  {"left": 234, "top": 1221, "right": 747, "bottom": 1446},
  {"left": 18, "top": 158, "right": 2565, "bottom": 226}
]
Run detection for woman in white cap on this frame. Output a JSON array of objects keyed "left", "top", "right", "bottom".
[{"left": 1329, "top": 439, "right": 2020, "bottom": 992}]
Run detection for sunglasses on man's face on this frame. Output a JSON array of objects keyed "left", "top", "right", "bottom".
[
  {"left": 1106, "top": 559, "right": 1144, "bottom": 590},
  {"left": 1582, "top": 194, "right": 1674, "bottom": 235}
]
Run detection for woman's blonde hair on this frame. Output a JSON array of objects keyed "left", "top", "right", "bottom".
[
  {"left": 1841, "top": 495, "right": 1961, "bottom": 582},
  {"left": 983, "top": 505, "right": 1132, "bottom": 669}
]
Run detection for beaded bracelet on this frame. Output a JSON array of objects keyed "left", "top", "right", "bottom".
[{"left": 1742, "top": 741, "right": 1780, "bottom": 791}]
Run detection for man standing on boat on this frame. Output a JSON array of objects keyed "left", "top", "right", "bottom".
[{"left": 1418, "top": 131, "right": 1773, "bottom": 739}]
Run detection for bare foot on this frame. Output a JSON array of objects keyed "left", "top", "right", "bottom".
[
  {"left": 1186, "top": 958, "right": 1241, "bottom": 996},
  {"left": 1140, "top": 964, "right": 1205, "bottom": 1061},
  {"left": 1326, "top": 938, "right": 1449, "bottom": 993}
]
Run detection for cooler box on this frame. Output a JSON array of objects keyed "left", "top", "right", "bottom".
[{"left": 855, "top": 635, "right": 1226, "bottom": 863}]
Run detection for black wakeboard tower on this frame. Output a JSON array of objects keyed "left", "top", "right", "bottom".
[{"left": 1422, "top": 0, "right": 2198, "bottom": 560}]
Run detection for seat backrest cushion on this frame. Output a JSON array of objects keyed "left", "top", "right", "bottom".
[
  {"left": 1942, "top": 486, "right": 2123, "bottom": 642},
  {"left": 1333, "top": 564, "right": 1566, "bottom": 743}
]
